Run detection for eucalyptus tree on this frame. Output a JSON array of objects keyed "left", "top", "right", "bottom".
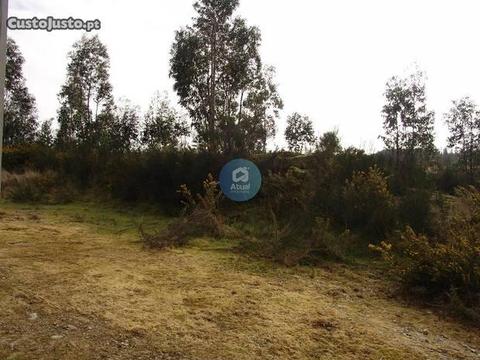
[
  {"left": 37, "top": 118, "right": 55, "bottom": 147},
  {"left": 56, "top": 34, "right": 114, "bottom": 148},
  {"left": 317, "top": 130, "right": 342, "bottom": 155},
  {"left": 170, "top": 0, "right": 282, "bottom": 154},
  {"left": 142, "top": 91, "right": 190, "bottom": 149},
  {"left": 444, "top": 96, "right": 480, "bottom": 179},
  {"left": 101, "top": 98, "right": 140, "bottom": 153},
  {"left": 381, "top": 70, "right": 435, "bottom": 168},
  {"left": 284, "top": 112, "right": 316, "bottom": 153},
  {"left": 3, "top": 37, "right": 38, "bottom": 146}
]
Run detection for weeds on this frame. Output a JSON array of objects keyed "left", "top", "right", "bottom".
[
  {"left": 140, "top": 174, "right": 239, "bottom": 249},
  {"left": 369, "top": 186, "right": 480, "bottom": 324},
  {"left": 1, "top": 170, "right": 75, "bottom": 204}
]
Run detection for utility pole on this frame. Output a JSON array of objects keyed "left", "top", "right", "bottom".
[{"left": 0, "top": 0, "right": 8, "bottom": 196}]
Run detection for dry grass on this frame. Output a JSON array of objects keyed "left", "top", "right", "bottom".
[
  {"left": 0, "top": 202, "right": 479, "bottom": 359},
  {"left": 1, "top": 170, "right": 74, "bottom": 203}
]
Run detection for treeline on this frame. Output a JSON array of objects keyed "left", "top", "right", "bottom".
[
  {"left": 4, "top": 24, "right": 480, "bottom": 189},
  {"left": 4, "top": 35, "right": 190, "bottom": 153},
  {"left": 3, "top": 0, "right": 480, "bottom": 214}
]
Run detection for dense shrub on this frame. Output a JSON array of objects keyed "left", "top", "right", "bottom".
[
  {"left": 243, "top": 166, "right": 359, "bottom": 265},
  {"left": 437, "top": 166, "right": 463, "bottom": 194},
  {"left": 259, "top": 167, "right": 316, "bottom": 261},
  {"left": 397, "top": 188, "right": 433, "bottom": 233},
  {"left": 398, "top": 226, "right": 479, "bottom": 299},
  {"left": 2, "top": 144, "right": 59, "bottom": 172},
  {"left": 262, "top": 166, "right": 314, "bottom": 221},
  {"left": 372, "top": 186, "right": 480, "bottom": 322},
  {"left": 103, "top": 150, "right": 226, "bottom": 204},
  {"left": 342, "top": 166, "right": 395, "bottom": 238},
  {"left": 1, "top": 170, "right": 75, "bottom": 203}
]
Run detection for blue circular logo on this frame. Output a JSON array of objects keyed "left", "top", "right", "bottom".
[{"left": 219, "top": 159, "right": 262, "bottom": 202}]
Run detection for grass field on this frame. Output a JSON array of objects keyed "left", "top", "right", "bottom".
[{"left": 0, "top": 202, "right": 479, "bottom": 360}]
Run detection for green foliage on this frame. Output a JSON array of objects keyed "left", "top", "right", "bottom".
[
  {"left": 342, "top": 166, "right": 395, "bottom": 238},
  {"left": 170, "top": 0, "right": 282, "bottom": 153},
  {"left": 375, "top": 186, "right": 480, "bottom": 321},
  {"left": 3, "top": 37, "right": 38, "bottom": 146},
  {"left": 263, "top": 166, "right": 314, "bottom": 218},
  {"left": 95, "top": 98, "right": 140, "bottom": 153},
  {"left": 397, "top": 188, "right": 433, "bottom": 233},
  {"left": 36, "top": 118, "right": 55, "bottom": 147},
  {"left": 395, "top": 225, "right": 479, "bottom": 302},
  {"left": 238, "top": 166, "right": 314, "bottom": 264},
  {"left": 253, "top": 166, "right": 357, "bottom": 265},
  {"left": 101, "top": 98, "right": 140, "bottom": 153},
  {"left": 381, "top": 70, "right": 436, "bottom": 167},
  {"left": 3, "top": 145, "right": 231, "bottom": 206},
  {"left": 2, "top": 144, "right": 58, "bottom": 172},
  {"left": 56, "top": 34, "right": 114, "bottom": 148},
  {"left": 317, "top": 130, "right": 341, "bottom": 155},
  {"left": 284, "top": 113, "right": 316, "bottom": 153},
  {"left": 444, "top": 97, "right": 480, "bottom": 180},
  {"left": 311, "top": 217, "right": 356, "bottom": 262},
  {"left": 238, "top": 66, "right": 283, "bottom": 153},
  {"left": 141, "top": 91, "right": 190, "bottom": 149},
  {"left": 437, "top": 165, "right": 463, "bottom": 194},
  {"left": 101, "top": 150, "right": 225, "bottom": 205}
]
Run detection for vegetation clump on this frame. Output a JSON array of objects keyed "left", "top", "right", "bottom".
[
  {"left": 371, "top": 186, "right": 480, "bottom": 322},
  {"left": 2, "top": 170, "right": 75, "bottom": 204},
  {"left": 140, "top": 174, "right": 236, "bottom": 249},
  {"left": 342, "top": 166, "right": 396, "bottom": 239}
]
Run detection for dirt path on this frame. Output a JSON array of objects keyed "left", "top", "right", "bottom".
[{"left": 0, "top": 204, "right": 479, "bottom": 360}]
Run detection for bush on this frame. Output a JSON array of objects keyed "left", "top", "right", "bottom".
[
  {"left": 1, "top": 170, "right": 75, "bottom": 203},
  {"left": 397, "top": 188, "right": 433, "bottom": 233},
  {"left": 397, "top": 227, "right": 479, "bottom": 296},
  {"left": 243, "top": 167, "right": 359, "bottom": 265},
  {"left": 309, "top": 217, "right": 356, "bottom": 262},
  {"left": 437, "top": 166, "right": 463, "bottom": 194},
  {"left": 342, "top": 166, "right": 395, "bottom": 238},
  {"left": 2, "top": 144, "right": 58, "bottom": 172},
  {"left": 257, "top": 166, "right": 316, "bottom": 264},
  {"left": 140, "top": 174, "right": 238, "bottom": 249},
  {"left": 103, "top": 150, "right": 226, "bottom": 205},
  {"left": 374, "top": 186, "right": 480, "bottom": 323}
]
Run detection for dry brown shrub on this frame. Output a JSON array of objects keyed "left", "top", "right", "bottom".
[
  {"left": 1, "top": 170, "right": 74, "bottom": 203},
  {"left": 140, "top": 174, "right": 239, "bottom": 249}
]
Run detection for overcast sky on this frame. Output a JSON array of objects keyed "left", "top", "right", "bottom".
[{"left": 8, "top": 0, "right": 480, "bottom": 151}]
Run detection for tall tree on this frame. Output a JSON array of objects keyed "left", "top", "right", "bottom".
[
  {"left": 100, "top": 98, "right": 140, "bottom": 153},
  {"left": 444, "top": 96, "right": 480, "bottom": 179},
  {"left": 56, "top": 34, "right": 114, "bottom": 148},
  {"left": 238, "top": 66, "right": 283, "bottom": 152},
  {"left": 317, "top": 130, "right": 342, "bottom": 155},
  {"left": 36, "top": 118, "right": 55, "bottom": 147},
  {"left": 381, "top": 70, "right": 435, "bottom": 168},
  {"left": 141, "top": 91, "right": 190, "bottom": 149},
  {"left": 170, "top": 0, "right": 282, "bottom": 154},
  {"left": 284, "top": 112, "right": 316, "bottom": 153},
  {"left": 3, "top": 37, "right": 38, "bottom": 146}
]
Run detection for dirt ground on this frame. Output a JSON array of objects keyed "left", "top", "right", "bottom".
[{"left": 0, "top": 203, "right": 479, "bottom": 360}]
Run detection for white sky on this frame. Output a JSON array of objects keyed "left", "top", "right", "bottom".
[{"left": 9, "top": 0, "right": 480, "bottom": 151}]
